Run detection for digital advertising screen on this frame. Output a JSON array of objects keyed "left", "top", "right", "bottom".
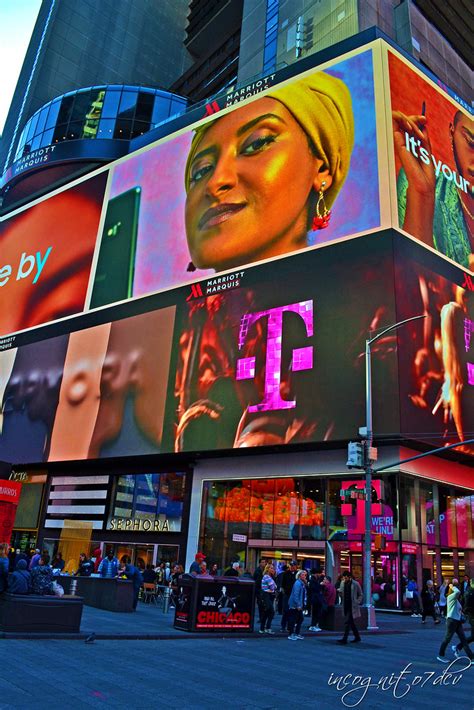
[
  {"left": 387, "top": 48, "right": 473, "bottom": 271},
  {"left": 91, "top": 47, "right": 382, "bottom": 307},
  {"left": 0, "top": 306, "right": 176, "bottom": 464},
  {"left": 394, "top": 236, "right": 474, "bottom": 456},
  {"left": 169, "top": 233, "right": 400, "bottom": 454},
  {"left": 169, "top": 232, "right": 472, "bottom": 457},
  {"left": 0, "top": 172, "right": 108, "bottom": 336},
  {"left": 0, "top": 230, "right": 471, "bottom": 465}
]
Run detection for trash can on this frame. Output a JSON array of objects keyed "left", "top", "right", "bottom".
[{"left": 174, "top": 575, "right": 255, "bottom": 632}]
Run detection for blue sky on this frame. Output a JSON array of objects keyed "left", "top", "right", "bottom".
[{"left": 0, "top": 0, "right": 42, "bottom": 133}]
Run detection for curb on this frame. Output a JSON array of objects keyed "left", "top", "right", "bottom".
[{"left": 0, "top": 628, "right": 410, "bottom": 641}]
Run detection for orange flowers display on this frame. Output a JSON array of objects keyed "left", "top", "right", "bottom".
[{"left": 213, "top": 482, "right": 323, "bottom": 527}]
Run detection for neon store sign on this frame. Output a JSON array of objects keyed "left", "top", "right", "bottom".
[{"left": 340, "top": 480, "right": 394, "bottom": 539}]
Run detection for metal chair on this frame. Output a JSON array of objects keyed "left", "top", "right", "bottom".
[{"left": 142, "top": 583, "right": 158, "bottom": 604}]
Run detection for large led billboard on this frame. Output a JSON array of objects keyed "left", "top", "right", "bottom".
[
  {"left": 90, "top": 47, "right": 383, "bottom": 305},
  {"left": 387, "top": 48, "right": 473, "bottom": 271},
  {"left": 1, "top": 231, "right": 470, "bottom": 465},
  {"left": 0, "top": 173, "right": 108, "bottom": 336},
  {"left": 0, "top": 307, "right": 175, "bottom": 464}
]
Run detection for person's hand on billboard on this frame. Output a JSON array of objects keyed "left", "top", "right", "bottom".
[{"left": 392, "top": 110, "right": 436, "bottom": 248}]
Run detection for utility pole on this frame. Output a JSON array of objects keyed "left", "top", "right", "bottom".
[{"left": 362, "top": 314, "right": 426, "bottom": 630}]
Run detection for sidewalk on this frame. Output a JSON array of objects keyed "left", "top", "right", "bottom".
[{"left": 0, "top": 601, "right": 416, "bottom": 640}]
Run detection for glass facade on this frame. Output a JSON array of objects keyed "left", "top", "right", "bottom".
[
  {"left": 107, "top": 472, "right": 186, "bottom": 533},
  {"left": 263, "top": 0, "right": 280, "bottom": 74},
  {"left": 14, "top": 85, "right": 188, "bottom": 161},
  {"left": 199, "top": 473, "right": 473, "bottom": 610}
]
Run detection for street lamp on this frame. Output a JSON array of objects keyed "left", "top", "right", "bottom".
[{"left": 363, "top": 314, "right": 426, "bottom": 630}]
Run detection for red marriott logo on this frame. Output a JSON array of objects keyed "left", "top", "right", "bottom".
[
  {"left": 186, "top": 283, "right": 204, "bottom": 301},
  {"left": 203, "top": 100, "right": 220, "bottom": 117},
  {"left": 462, "top": 273, "right": 474, "bottom": 291}
]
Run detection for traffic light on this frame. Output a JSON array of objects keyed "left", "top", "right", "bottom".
[{"left": 346, "top": 441, "right": 364, "bottom": 469}]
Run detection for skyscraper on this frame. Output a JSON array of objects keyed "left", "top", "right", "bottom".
[{"left": 0, "top": 0, "right": 192, "bottom": 172}]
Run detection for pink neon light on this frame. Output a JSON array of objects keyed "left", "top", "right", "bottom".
[
  {"left": 236, "top": 300, "right": 313, "bottom": 412},
  {"left": 467, "top": 363, "right": 474, "bottom": 386},
  {"left": 465, "top": 318, "right": 473, "bottom": 353}
]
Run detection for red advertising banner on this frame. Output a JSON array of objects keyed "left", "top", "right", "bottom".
[{"left": 0, "top": 480, "right": 22, "bottom": 542}]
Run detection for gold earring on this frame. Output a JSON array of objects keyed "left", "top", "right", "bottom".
[{"left": 312, "top": 180, "right": 331, "bottom": 230}]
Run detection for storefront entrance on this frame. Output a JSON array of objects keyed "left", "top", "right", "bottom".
[
  {"left": 247, "top": 547, "right": 326, "bottom": 576},
  {"left": 102, "top": 542, "right": 180, "bottom": 569}
]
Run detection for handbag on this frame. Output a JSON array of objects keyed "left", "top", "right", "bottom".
[
  {"left": 405, "top": 590, "right": 414, "bottom": 599},
  {"left": 52, "top": 580, "right": 65, "bottom": 597}
]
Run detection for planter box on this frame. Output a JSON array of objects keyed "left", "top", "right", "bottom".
[{"left": 0, "top": 593, "right": 83, "bottom": 633}]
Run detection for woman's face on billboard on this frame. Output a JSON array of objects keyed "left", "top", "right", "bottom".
[{"left": 185, "top": 97, "right": 331, "bottom": 271}]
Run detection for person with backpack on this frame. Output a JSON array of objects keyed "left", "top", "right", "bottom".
[{"left": 8, "top": 559, "right": 32, "bottom": 594}]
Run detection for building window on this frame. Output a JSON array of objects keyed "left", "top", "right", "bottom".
[
  {"left": 101, "top": 90, "right": 121, "bottom": 119},
  {"left": 107, "top": 473, "right": 186, "bottom": 532},
  {"left": 263, "top": 0, "right": 280, "bottom": 74}
]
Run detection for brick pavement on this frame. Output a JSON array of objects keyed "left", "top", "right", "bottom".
[{"left": 0, "top": 611, "right": 472, "bottom": 709}]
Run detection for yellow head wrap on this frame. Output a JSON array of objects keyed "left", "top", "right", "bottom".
[{"left": 184, "top": 70, "right": 354, "bottom": 208}]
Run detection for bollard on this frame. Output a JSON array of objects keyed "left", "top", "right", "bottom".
[
  {"left": 163, "top": 585, "right": 170, "bottom": 613},
  {"left": 70, "top": 578, "right": 78, "bottom": 596}
]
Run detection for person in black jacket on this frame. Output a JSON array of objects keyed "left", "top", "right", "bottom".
[
  {"left": 308, "top": 570, "right": 326, "bottom": 631},
  {"left": 224, "top": 562, "right": 240, "bottom": 577},
  {"left": 280, "top": 561, "right": 298, "bottom": 632},
  {"left": 253, "top": 558, "right": 267, "bottom": 624},
  {"left": 76, "top": 553, "right": 93, "bottom": 576},
  {"left": 8, "top": 559, "right": 31, "bottom": 594},
  {"left": 421, "top": 580, "right": 440, "bottom": 624},
  {"left": 143, "top": 564, "right": 157, "bottom": 584},
  {"left": 122, "top": 557, "right": 144, "bottom": 610}
]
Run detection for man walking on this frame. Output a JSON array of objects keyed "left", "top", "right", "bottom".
[
  {"left": 437, "top": 579, "right": 474, "bottom": 664},
  {"left": 288, "top": 570, "right": 308, "bottom": 640},
  {"left": 337, "top": 570, "right": 362, "bottom": 644}
]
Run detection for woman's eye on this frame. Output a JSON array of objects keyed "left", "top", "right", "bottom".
[
  {"left": 241, "top": 134, "right": 276, "bottom": 155},
  {"left": 190, "top": 163, "right": 213, "bottom": 184}
]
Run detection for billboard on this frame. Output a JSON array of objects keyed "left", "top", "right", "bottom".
[
  {"left": 0, "top": 173, "right": 108, "bottom": 336},
  {"left": 387, "top": 49, "right": 473, "bottom": 271},
  {"left": 394, "top": 236, "right": 473, "bottom": 455},
  {"left": 0, "top": 307, "right": 175, "bottom": 464},
  {"left": 91, "top": 47, "right": 382, "bottom": 305},
  {"left": 170, "top": 235, "right": 398, "bottom": 454},
  {"left": 0, "top": 231, "right": 471, "bottom": 465}
]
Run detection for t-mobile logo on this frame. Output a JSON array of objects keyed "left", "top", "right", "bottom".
[{"left": 236, "top": 300, "right": 314, "bottom": 412}]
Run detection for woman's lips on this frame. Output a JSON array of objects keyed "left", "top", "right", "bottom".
[{"left": 198, "top": 203, "right": 246, "bottom": 230}]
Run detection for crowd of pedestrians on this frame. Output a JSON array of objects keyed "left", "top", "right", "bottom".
[{"left": 252, "top": 557, "right": 350, "bottom": 642}]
